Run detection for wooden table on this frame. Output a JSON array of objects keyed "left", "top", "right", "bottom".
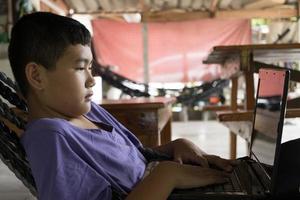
[
  {"left": 98, "top": 97, "right": 175, "bottom": 147},
  {"left": 204, "top": 43, "right": 300, "bottom": 159},
  {"left": 216, "top": 108, "right": 300, "bottom": 142}
]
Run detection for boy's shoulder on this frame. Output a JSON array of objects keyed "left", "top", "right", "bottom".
[
  {"left": 25, "top": 118, "right": 68, "bottom": 135},
  {"left": 21, "top": 118, "right": 70, "bottom": 147}
]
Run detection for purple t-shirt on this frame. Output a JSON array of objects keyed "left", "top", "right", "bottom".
[{"left": 21, "top": 102, "right": 147, "bottom": 200}]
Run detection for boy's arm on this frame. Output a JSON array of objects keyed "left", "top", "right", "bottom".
[
  {"left": 126, "top": 162, "right": 175, "bottom": 200},
  {"left": 126, "top": 161, "right": 229, "bottom": 200},
  {"left": 151, "top": 138, "right": 236, "bottom": 172}
]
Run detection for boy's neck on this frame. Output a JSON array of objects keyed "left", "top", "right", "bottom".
[
  {"left": 26, "top": 94, "right": 99, "bottom": 130},
  {"left": 26, "top": 94, "right": 78, "bottom": 122},
  {"left": 28, "top": 102, "right": 99, "bottom": 130}
]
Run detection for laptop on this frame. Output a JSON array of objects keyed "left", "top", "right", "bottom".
[{"left": 169, "top": 68, "right": 293, "bottom": 200}]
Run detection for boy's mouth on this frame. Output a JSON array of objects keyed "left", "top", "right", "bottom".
[{"left": 85, "top": 92, "right": 93, "bottom": 101}]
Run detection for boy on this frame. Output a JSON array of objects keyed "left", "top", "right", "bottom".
[{"left": 8, "top": 12, "right": 235, "bottom": 200}]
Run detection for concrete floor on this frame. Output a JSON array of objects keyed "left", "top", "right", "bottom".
[
  {"left": 0, "top": 120, "right": 247, "bottom": 199},
  {"left": 172, "top": 120, "right": 248, "bottom": 159},
  {"left": 0, "top": 161, "right": 36, "bottom": 200}
]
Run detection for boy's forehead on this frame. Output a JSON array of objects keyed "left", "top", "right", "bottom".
[{"left": 63, "top": 44, "right": 92, "bottom": 60}]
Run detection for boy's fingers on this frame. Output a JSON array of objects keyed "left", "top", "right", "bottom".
[
  {"left": 199, "top": 166, "right": 230, "bottom": 178},
  {"left": 174, "top": 156, "right": 183, "bottom": 164},
  {"left": 205, "top": 155, "right": 238, "bottom": 171},
  {"left": 220, "top": 159, "right": 239, "bottom": 172},
  {"left": 203, "top": 171, "right": 230, "bottom": 186},
  {"left": 211, "top": 169, "right": 231, "bottom": 177},
  {"left": 218, "top": 162, "right": 233, "bottom": 172},
  {"left": 195, "top": 156, "right": 209, "bottom": 168},
  {"left": 214, "top": 177, "right": 229, "bottom": 184}
]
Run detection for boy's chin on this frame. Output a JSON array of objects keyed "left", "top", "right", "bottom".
[{"left": 82, "top": 102, "right": 92, "bottom": 113}]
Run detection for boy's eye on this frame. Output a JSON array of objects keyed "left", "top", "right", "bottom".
[{"left": 75, "top": 67, "right": 85, "bottom": 70}]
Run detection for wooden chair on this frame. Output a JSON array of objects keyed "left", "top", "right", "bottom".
[{"left": 0, "top": 72, "right": 36, "bottom": 196}]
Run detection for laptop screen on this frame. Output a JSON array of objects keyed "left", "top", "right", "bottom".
[{"left": 250, "top": 69, "right": 288, "bottom": 168}]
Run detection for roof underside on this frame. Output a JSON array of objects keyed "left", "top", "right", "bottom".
[
  {"left": 40, "top": 0, "right": 299, "bottom": 21},
  {"left": 65, "top": 0, "right": 295, "bottom": 13}
]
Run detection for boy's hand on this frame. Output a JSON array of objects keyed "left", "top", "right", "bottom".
[
  {"left": 172, "top": 138, "right": 209, "bottom": 167},
  {"left": 204, "top": 155, "right": 238, "bottom": 172},
  {"left": 157, "top": 161, "right": 230, "bottom": 189},
  {"left": 172, "top": 139, "right": 236, "bottom": 171},
  {"left": 127, "top": 160, "right": 230, "bottom": 199}
]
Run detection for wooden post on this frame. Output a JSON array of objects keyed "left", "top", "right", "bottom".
[
  {"left": 241, "top": 49, "right": 255, "bottom": 155},
  {"left": 142, "top": 23, "right": 149, "bottom": 89},
  {"left": 230, "top": 76, "right": 238, "bottom": 159}
]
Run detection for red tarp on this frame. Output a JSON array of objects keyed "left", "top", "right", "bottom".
[{"left": 92, "top": 19, "right": 251, "bottom": 83}]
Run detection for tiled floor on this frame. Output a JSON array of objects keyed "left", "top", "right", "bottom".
[{"left": 0, "top": 120, "right": 247, "bottom": 199}]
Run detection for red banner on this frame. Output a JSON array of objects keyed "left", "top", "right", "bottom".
[{"left": 92, "top": 19, "right": 251, "bottom": 83}]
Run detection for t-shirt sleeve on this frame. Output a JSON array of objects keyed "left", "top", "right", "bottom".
[{"left": 25, "top": 129, "right": 112, "bottom": 200}]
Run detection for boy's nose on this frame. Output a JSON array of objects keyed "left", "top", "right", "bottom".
[
  {"left": 87, "top": 79, "right": 96, "bottom": 88},
  {"left": 86, "top": 73, "right": 96, "bottom": 88}
]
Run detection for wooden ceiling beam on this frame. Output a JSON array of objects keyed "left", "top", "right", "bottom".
[
  {"left": 215, "top": 6, "right": 297, "bottom": 19},
  {"left": 298, "top": 0, "right": 300, "bottom": 16},
  {"left": 73, "top": 5, "right": 297, "bottom": 22},
  {"left": 141, "top": 10, "right": 210, "bottom": 22},
  {"left": 243, "top": 0, "right": 285, "bottom": 10},
  {"left": 140, "top": 6, "right": 297, "bottom": 22},
  {"left": 40, "top": 0, "right": 69, "bottom": 15}
]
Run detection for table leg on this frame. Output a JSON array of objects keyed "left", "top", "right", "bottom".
[
  {"left": 230, "top": 131, "right": 237, "bottom": 159},
  {"left": 160, "top": 118, "right": 172, "bottom": 145}
]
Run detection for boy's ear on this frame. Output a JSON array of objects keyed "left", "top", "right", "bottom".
[{"left": 25, "top": 62, "right": 46, "bottom": 91}]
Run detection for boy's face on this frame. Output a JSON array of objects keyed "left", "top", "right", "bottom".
[{"left": 40, "top": 44, "right": 95, "bottom": 118}]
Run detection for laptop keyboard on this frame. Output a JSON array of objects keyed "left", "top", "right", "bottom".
[
  {"left": 206, "top": 162, "right": 245, "bottom": 193},
  {"left": 250, "top": 162, "right": 271, "bottom": 192},
  {"left": 189, "top": 160, "right": 265, "bottom": 193},
  {"left": 171, "top": 159, "right": 269, "bottom": 196}
]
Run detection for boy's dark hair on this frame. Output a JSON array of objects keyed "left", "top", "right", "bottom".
[{"left": 8, "top": 12, "right": 92, "bottom": 97}]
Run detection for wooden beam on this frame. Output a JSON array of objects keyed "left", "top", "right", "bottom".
[
  {"left": 73, "top": 12, "right": 126, "bottom": 21},
  {"left": 40, "top": 0, "right": 69, "bottom": 15},
  {"left": 141, "top": 10, "right": 210, "bottom": 22},
  {"left": 215, "top": 7, "right": 297, "bottom": 19},
  {"left": 73, "top": 5, "right": 297, "bottom": 22},
  {"left": 243, "top": 0, "right": 285, "bottom": 10},
  {"left": 287, "top": 97, "right": 300, "bottom": 109},
  {"left": 209, "top": 0, "right": 219, "bottom": 16},
  {"left": 141, "top": 6, "right": 297, "bottom": 22},
  {"left": 217, "top": 109, "right": 300, "bottom": 122},
  {"left": 202, "top": 105, "right": 244, "bottom": 111},
  {"left": 298, "top": 0, "right": 300, "bottom": 16}
]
